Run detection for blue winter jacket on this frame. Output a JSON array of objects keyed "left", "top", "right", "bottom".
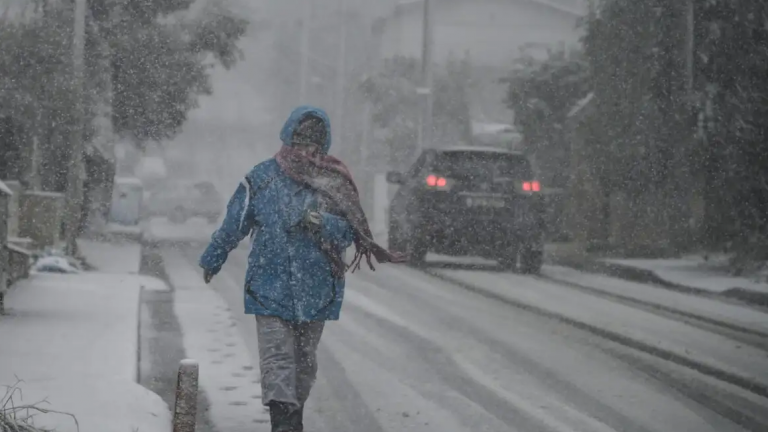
[{"left": 199, "top": 106, "right": 354, "bottom": 322}]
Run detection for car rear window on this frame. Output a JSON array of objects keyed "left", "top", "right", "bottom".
[{"left": 432, "top": 151, "right": 533, "bottom": 179}]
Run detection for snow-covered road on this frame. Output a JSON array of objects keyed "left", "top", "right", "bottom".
[{"left": 168, "top": 246, "right": 768, "bottom": 432}]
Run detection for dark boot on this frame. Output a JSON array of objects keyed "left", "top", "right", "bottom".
[
  {"left": 286, "top": 404, "right": 304, "bottom": 432},
  {"left": 268, "top": 401, "right": 294, "bottom": 432}
]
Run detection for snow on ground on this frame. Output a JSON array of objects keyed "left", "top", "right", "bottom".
[
  {"left": 0, "top": 272, "right": 170, "bottom": 432},
  {"left": 428, "top": 253, "right": 497, "bottom": 267},
  {"left": 542, "top": 265, "right": 768, "bottom": 335},
  {"left": 605, "top": 257, "right": 768, "bottom": 294},
  {"left": 105, "top": 222, "right": 143, "bottom": 236},
  {"left": 143, "top": 217, "right": 218, "bottom": 243},
  {"left": 195, "top": 246, "right": 768, "bottom": 431},
  {"left": 162, "top": 250, "right": 270, "bottom": 432},
  {"left": 77, "top": 238, "right": 141, "bottom": 274},
  {"left": 338, "top": 286, "right": 619, "bottom": 432},
  {"left": 436, "top": 269, "right": 768, "bottom": 390},
  {"left": 76, "top": 238, "right": 168, "bottom": 292}
]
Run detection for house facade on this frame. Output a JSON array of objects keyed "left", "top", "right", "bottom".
[
  {"left": 377, "top": 0, "right": 585, "bottom": 123},
  {"left": 379, "top": 0, "right": 584, "bottom": 67}
]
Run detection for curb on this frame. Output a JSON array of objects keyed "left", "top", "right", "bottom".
[
  {"left": 424, "top": 268, "right": 768, "bottom": 400},
  {"left": 549, "top": 255, "right": 768, "bottom": 307},
  {"left": 138, "top": 244, "right": 220, "bottom": 432}
]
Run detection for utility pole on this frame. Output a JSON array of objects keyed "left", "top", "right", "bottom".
[
  {"left": 361, "top": 18, "right": 383, "bottom": 174},
  {"left": 298, "top": 0, "right": 312, "bottom": 103},
  {"left": 684, "top": 0, "right": 694, "bottom": 97},
  {"left": 416, "top": 0, "right": 434, "bottom": 154},
  {"left": 64, "top": 0, "right": 87, "bottom": 255},
  {"left": 334, "top": 0, "right": 347, "bottom": 149}
]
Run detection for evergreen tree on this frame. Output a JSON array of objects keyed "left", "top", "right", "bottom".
[
  {"left": 95, "top": 0, "right": 248, "bottom": 144},
  {"left": 502, "top": 45, "right": 590, "bottom": 188},
  {"left": 694, "top": 0, "right": 768, "bottom": 259},
  {"left": 0, "top": 0, "right": 248, "bottom": 190}
]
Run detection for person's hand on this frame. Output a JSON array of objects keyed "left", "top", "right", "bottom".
[
  {"left": 303, "top": 210, "right": 322, "bottom": 232},
  {"left": 203, "top": 269, "right": 214, "bottom": 284}
]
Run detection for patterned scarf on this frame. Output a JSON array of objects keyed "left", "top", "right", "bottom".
[{"left": 276, "top": 145, "right": 406, "bottom": 277}]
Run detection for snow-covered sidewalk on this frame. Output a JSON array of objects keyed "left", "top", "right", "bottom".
[
  {"left": 77, "top": 238, "right": 142, "bottom": 274},
  {"left": 143, "top": 217, "right": 219, "bottom": 244},
  {"left": 546, "top": 244, "right": 768, "bottom": 304},
  {"left": 0, "top": 260, "right": 170, "bottom": 431},
  {"left": 604, "top": 257, "right": 768, "bottom": 295},
  {"left": 542, "top": 265, "right": 768, "bottom": 335},
  {"left": 162, "top": 250, "right": 270, "bottom": 432},
  {"left": 436, "top": 268, "right": 768, "bottom": 394}
]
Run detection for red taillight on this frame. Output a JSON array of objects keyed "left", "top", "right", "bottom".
[
  {"left": 522, "top": 181, "right": 541, "bottom": 192},
  {"left": 426, "top": 174, "right": 448, "bottom": 188}
]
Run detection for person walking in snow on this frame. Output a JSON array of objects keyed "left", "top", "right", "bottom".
[{"left": 199, "top": 105, "right": 405, "bottom": 432}]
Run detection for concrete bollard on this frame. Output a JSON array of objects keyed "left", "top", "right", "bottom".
[{"left": 172, "top": 359, "right": 199, "bottom": 432}]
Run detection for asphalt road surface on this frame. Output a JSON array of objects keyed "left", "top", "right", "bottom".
[{"left": 174, "top": 244, "right": 768, "bottom": 432}]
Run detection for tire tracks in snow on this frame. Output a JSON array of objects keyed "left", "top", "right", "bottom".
[
  {"left": 421, "top": 267, "right": 768, "bottom": 400},
  {"left": 339, "top": 286, "right": 641, "bottom": 432},
  {"left": 181, "top": 247, "right": 387, "bottom": 432},
  {"left": 534, "top": 270, "right": 768, "bottom": 344}
]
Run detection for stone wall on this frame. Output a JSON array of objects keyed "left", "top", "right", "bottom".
[
  {"left": 0, "top": 185, "right": 9, "bottom": 302},
  {"left": 2, "top": 180, "right": 21, "bottom": 238},
  {"left": 18, "top": 191, "right": 65, "bottom": 249}
]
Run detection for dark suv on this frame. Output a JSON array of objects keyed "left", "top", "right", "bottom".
[{"left": 386, "top": 147, "right": 545, "bottom": 273}]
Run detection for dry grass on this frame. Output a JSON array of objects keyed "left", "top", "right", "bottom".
[{"left": 1, "top": 379, "right": 79, "bottom": 432}]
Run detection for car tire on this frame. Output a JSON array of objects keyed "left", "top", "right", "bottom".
[
  {"left": 519, "top": 245, "right": 543, "bottom": 275},
  {"left": 408, "top": 237, "right": 428, "bottom": 265},
  {"left": 406, "top": 220, "right": 428, "bottom": 265},
  {"left": 498, "top": 256, "right": 517, "bottom": 271},
  {"left": 388, "top": 224, "right": 402, "bottom": 252},
  {"left": 497, "top": 245, "right": 518, "bottom": 271}
]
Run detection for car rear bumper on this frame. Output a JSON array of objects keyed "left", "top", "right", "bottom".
[{"left": 421, "top": 207, "right": 543, "bottom": 246}]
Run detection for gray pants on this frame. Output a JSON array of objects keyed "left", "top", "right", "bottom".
[{"left": 256, "top": 316, "right": 325, "bottom": 407}]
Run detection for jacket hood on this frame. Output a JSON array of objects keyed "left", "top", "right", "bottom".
[{"left": 279, "top": 105, "right": 332, "bottom": 154}]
